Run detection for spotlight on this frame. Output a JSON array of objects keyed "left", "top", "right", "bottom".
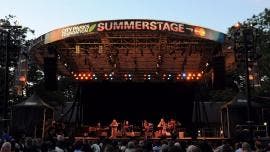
[{"left": 182, "top": 73, "right": 186, "bottom": 77}]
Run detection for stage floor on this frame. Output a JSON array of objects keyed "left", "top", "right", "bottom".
[{"left": 74, "top": 136, "right": 228, "bottom": 141}]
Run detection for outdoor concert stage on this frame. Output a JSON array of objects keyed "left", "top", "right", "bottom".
[{"left": 30, "top": 19, "right": 228, "bottom": 130}]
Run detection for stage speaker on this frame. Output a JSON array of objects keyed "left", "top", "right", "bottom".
[
  {"left": 212, "top": 56, "right": 225, "bottom": 89},
  {"left": 44, "top": 57, "right": 57, "bottom": 90}
]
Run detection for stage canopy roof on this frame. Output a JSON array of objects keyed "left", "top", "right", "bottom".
[{"left": 30, "top": 19, "right": 229, "bottom": 82}]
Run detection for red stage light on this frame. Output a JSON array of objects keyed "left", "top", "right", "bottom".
[
  {"left": 80, "top": 77, "right": 84, "bottom": 80},
  {"left": 19, "top": 76, "right": 26, "bottom": 82},
  {"left": 197, "top": 73, "right": 202, "bottom": 77}
]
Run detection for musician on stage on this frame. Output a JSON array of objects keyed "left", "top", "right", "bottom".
[
  {"left": 157, "top": 118, "right": 167, "bottom": 136},
  {"left": 110, "top": 119, "right": 119, "bottom": 138},
  {"left": 143, "top": 120, "right": 152, "bottom": 139},
  {"left": 143, "top": 120, "right": 150, "bottom": 132},
  {"left": 168, "top": 118, "right": 176, "bottom": 132},
  {"left": 123, "top": 120, "right": 131, "bottom": 136}
]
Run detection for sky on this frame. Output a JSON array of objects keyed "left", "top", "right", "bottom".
[{"left": 1, "top": 0, "right": 269, "bottom": 39}]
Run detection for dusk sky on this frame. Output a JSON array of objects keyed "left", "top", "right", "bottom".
[{"left": 1, "top": 0, "right": 269, "bottom": 38}]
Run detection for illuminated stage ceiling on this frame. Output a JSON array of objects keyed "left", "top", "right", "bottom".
[{"left": 30, "top": 19, "right": 228, "bottom": 81}]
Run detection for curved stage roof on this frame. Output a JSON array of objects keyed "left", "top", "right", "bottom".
[{"left": 30, "top": 19, "right": 227, "bottom": 81}]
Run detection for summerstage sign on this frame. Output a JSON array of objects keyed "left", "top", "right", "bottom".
[{"left": 43, "top": 19, "right": 225, "bottom": 44}]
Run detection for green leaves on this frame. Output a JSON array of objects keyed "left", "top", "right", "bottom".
[{"left": 88, "top": 24, "right": 96, "bottom": 33}]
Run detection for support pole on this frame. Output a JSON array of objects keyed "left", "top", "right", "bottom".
[{"left": 42, "top": 109, "right": 46, "bottom": 140}]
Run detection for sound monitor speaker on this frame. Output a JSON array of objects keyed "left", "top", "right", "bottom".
[
  {"left": 44, "top": 57, "right": 57, "bottom": 90},
  {"left": 212, "top": 56, "right": 225, "bottom": 89}
]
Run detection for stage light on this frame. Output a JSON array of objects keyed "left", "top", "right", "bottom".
[
  {"left": 78, "top": 74, "right": 82, "bottom": 77},
  {"left": 93, "top": 74, "right": 96, "bottom": 77},
  {"left": 163, "top": 74, "right": 166, "bottom": 77},
  {"left": 196, "top": 77, "right": 200, "bottom": 80},
  {"left": 109, "top": 74, "right": 113, "bottom": 77},
  {"left": 182, "top": 73, "right": 186, "bottom": 77},
  {"left": 94, "top": 77, "right": 98, "bottom": 80},
  {"left": 197, "top": 73, "right": 202, "bottom": 77},
  {"left": 192, "top": 74, "right": 196, "bottom": 77},
  {"left": 104, "top": 74, "right": 108, "bottom": 77},
  {"left": 83, "top": 73, "right": 86, "bottom": 77},
  {"left": 188, "top": 73, "right": 192, "bottom": 77},
  {"left": 178, "top": 74, "right": 181, "bottom": 77},
  {"left": 85, "top": 77, "right": 89, "bottom": 80},
  {"left": 124, "top": 74, "right": 127, "bottom": 77},
  {"left": 80, "top": 77, "right": 84, "bottom": 80},
  {"left": 234, "top": 22, "right": 241, "bottom": 29},
  {"left": 187, "top": 77, "right": 190, "bottom": 80},
  {"left": 128, "top": 74, "right": 131, "bottom": 77},
  {"left": 264, "top": 122, "right": 267, "bottom": 126},
  {"left": 74, "top": 74, "right": 77, "bottom": 77},
  {"left": 168, "top": 74, "right": 172, "bottom": 77},
  {"left": 75, "top": 77, "right": 79, "bottom": 80}
]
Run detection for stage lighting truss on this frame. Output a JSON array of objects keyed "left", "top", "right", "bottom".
[{"left": 72, "top": 71, "right": 203, "bottom": 82}]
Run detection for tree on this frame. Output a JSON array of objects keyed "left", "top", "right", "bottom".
[{"left": 0, "top": 15, "right": 34, "bottom": 118}]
